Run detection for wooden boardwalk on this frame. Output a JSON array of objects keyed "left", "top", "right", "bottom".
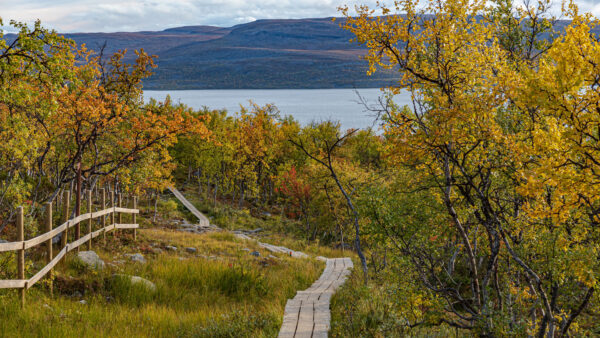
[
  {"left": 167, "top": 187, "right": 210, "bottom": 227},
  {"left": 279, "top": 257, "right": 353, "bottom": 338},
  {"left": 167, "top": 187, "right": 353, "bottom": 337}
]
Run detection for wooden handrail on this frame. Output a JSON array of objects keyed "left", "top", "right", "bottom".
[
  {"left": 0, "top": 221, "right": 138, "bottom": 289},
  {"left": 0, "top": 204, "right": 139, "bottom": 291},
  {"left": 0, "top": 207, "right": 138, "bottom": 253}
]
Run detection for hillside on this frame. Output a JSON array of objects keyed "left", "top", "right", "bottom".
[
  {"left": 6, "top": 17, "right": 596, "bottom": 90},
  {"left": 21, "top": 18, "right": 397, "bottom": 89}
]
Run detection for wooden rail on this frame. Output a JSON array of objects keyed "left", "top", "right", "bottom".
[{"left": 0, "top": 194, "right": 139, "bottom": 305}]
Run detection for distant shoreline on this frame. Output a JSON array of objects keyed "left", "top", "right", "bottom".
[{"left": 143, "top": 86, "right": 385, "bottom": 91}]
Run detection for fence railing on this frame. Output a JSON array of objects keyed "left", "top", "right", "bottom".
[{"left": 0, "top": 189, "right": 139, "bottom": 305}]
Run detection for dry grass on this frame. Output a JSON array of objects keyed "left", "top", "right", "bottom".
[{"left": 0, "top": 227, "right": 323, "bottom": 337}]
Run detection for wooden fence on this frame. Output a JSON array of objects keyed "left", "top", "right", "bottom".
[{"left": 0, "top": 189, "right": 139, "bottom": 305}]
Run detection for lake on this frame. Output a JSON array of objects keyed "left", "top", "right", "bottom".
[{"left": 143, "top": 88, "right": 412, "bottom": 130}]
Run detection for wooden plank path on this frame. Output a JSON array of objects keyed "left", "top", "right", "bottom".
[
  {"left": 167, "top": 186, "right": 210, "bottom": 227},
  {"left": 166, "top": 188, "right": 352, "bottom": 337},
  {"left": 235, "top": 233, "right": 309, "bottom": 258},
  {"left": 279, "top": 257, "right": 353, "bottom": 338}
]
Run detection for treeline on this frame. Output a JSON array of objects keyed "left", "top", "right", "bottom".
[{"left": 171, "top": 103, "right": 381, "bottom": 247}]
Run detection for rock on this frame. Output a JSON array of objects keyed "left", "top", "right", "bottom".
[
  {"left": 113, "top": 274, "right": 157, "bottom": 292},
  {"left": 316, "top": 256, "right": 328, "bottom": 262},
  {"left": 165, "top": 245, "right": 177, "bottom": 251},
  {"left": 250, "top": 251, "right": 261, "bottom": 257},
  {"left": 79, "top": 300, "right": 87, "bottom": 305},
  {"left": 126, "top": 253, "right": 146, "bottom": 264},
  {"left": 185, "top": 247, "right": 197, "bottom": 253},
  {"left": 151, "top": 248, "right": 163, "bottom": 254},
  {"left": 76, "top": 251, "right": 105, "bottom": 270}
]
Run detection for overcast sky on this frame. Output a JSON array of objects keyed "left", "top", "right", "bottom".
[{"left": 1, "top": 0, "right": 599, "bottom": 33}]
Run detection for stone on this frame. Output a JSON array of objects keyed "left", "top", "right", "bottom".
[
  {"left": 76, "top": 251, "right": 105, "bottom": 270},
  {"left": 185, "top": 247, "right": 197, "bottom": 253},
  {"left": 151, "top": 248, "right": 163, "bottom": 254},
  {"left": 79, "top": 300, "right": 87, "bottom": 305},
  {"left": 250, "top": 251, "right": 261, "bottom": 257},
  {"left": 165, "top": 245, "right": 177, "bottom": 251},
  {"left": 126, "top": 253, "right": 146, "bottom": 264},
  {"left": 113, "top": 274, "right": 157, "bottom": 292}
]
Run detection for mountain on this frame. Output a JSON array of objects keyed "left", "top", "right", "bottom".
[
  {"left": 8, "top": 17, "right": 594, "bottom": 90},
  {"left": 41, "top": 18, "right": 396, "bottom": 90}
]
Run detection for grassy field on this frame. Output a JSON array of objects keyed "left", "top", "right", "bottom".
[{"left": 0, "top": 188, "right": 351, "bottom": 337}]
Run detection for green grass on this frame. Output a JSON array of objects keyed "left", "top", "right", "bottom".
[
  {"left": 0, "top": 185, "right": 337, "bottom": 337},
  {"left": 0, "top": 229, "right": 323, "bottom": 337},
  {"left": 0, "top": 186, "right": 359, "bottom": 337}
]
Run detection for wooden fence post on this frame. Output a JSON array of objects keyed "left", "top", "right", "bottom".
[
  {"left": 101, "top": 188, "right": 106, "bottom": 243},
  {"left": 17, "top": 206, "right": 25, "bottom": 307},
  {"left": 87, "top": 190, "right": 93, "bottom": 250},
  {"left": 133, "top": 196, "right": 137, "bottom": 241},
  {"left": 111, "top": 190, "right": 116, "bottom": 239},
  {"left": 45, "top": 202, "right": 53, "bottom": 296},
  {"left": 75, "top": 190, "right": 81, "bottom": 253},
  {"left": 118, "top": 193, "right": 122, "bottom": 225},
  {"left": 61, "top": 191, "right": 70, "bottom": 249}
]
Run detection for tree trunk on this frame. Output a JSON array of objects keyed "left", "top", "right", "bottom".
[
  {"left": 213, "top": 180, "right": 218, "bottom": 207},
  {"left": 331, "top": 171, "right": 368, "bottom": 283}
]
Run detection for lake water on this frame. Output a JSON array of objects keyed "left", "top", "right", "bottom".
[{"left": 144, "top": 88, "right": 412, "bottom": 130}]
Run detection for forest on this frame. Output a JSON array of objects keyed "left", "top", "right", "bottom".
[{"left": 1, "top": 0, "right": 600, "bottom": 336}]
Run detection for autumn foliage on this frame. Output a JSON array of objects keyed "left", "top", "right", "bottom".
[
  {"left": 0, "top": 19, "right": 208, "bottom": 231},
  {"left": 338, "top": 0, "right": 600, "bottom": 335}
]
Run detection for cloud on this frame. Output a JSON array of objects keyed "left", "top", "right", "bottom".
[
  {"left": 0, "top": 0, "right": 597, "bottom": 33},
  {"left": 0, "top": 0, "right": 378, "bottom": 32}
]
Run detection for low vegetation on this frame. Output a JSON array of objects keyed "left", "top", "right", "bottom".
[{"left": 0, "top": 192, "right": 327, "bottom": 337}]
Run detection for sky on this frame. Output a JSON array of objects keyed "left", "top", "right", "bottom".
[{"left": 0, "top": 0, "right": 599, "bottom": 33}]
